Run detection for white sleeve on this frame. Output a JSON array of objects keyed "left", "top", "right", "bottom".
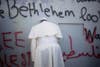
[
  {"left": 28, "top": 27, "right": 37, "bottom": 39},
  {"left": 28, "top": 27, "right": 37, "bottom": 62},
  {"left": 30, "top": 39, "right": 37, "bottom": 62},
  {"left": 56, "top": 25, "right": 63, "bottom": 38}
]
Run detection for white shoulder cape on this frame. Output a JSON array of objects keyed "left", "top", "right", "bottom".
[
  {"left": 28, "top": 21, "right": 62, "bottom": 62},
  {"left": 28, "top": 21, "right": 62, "bottom": 39}
]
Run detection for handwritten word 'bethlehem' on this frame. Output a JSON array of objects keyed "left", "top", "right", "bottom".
[{"left": 0, "top": 0, "right": 75, "bottom": 19}]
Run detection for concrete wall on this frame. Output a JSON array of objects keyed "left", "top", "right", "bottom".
[{"left": 0, "top": 0, "right": 100, "bottom": 67}]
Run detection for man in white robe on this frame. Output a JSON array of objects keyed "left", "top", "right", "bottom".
[{"left": 28, "top": 20, "right": 65, "bottom": 67}]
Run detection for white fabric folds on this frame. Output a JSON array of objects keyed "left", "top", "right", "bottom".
[{"left": 28, "top": 21, "right": 64, "bottom": 67}]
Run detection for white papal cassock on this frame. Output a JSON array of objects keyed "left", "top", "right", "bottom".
[{"left": 28, "top": 21, "right": 65, "bottom": 67}]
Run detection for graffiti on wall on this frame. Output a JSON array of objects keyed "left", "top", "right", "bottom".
[
  {"left": 0, "top": 0, "right": 100, "bottom": 67},
  {"left": 0, "top": 31, "right": 31, "bottom": 67},
  {"left": 0, "top": 0, "right": 100, "bottom": 23},
  {"left": 84, "top": 26, "right": 100, "bottom": 43},
  {"left": 63, "top": 26, "right": 100, "bottom": 62}
]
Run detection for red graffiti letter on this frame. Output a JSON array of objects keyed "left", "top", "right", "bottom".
[
  {"left": 10, "top": 55, "right": 19, "bottom": 67},
  {"left": 21, "top": 53, "right": 26, "bottom": 67},
  {"left": 2, "top": 32, "right": 13, "bottom": 49},
  {"left": 27, "top": 51, "right": 31, "bottom": 66},
  {"left": 0, "top": 57, "right": 4, "bottom": 67},
  {"left": 15, "top": 31, "right": 25, "bottom": 48}
]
